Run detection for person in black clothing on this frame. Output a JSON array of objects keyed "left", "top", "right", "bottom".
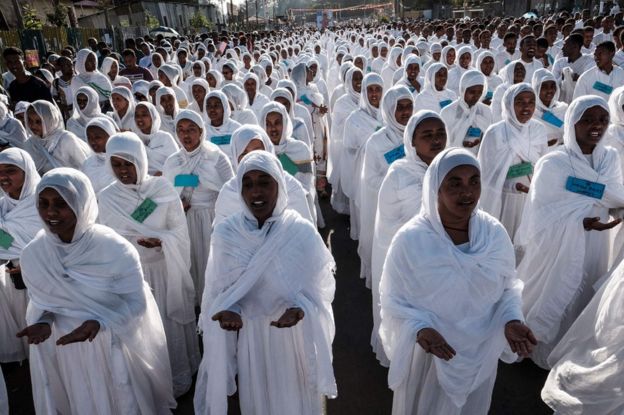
[{"left": 3, "top": 47, "right": 53, "bottom": 109}]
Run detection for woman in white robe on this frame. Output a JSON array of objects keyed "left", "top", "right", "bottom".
[
  {"left": 329, "top": 66, "right": 363, "bottom": 215},
  {"left": 98, "top": 132, "right": 200, "bottom": 397},
  {"left": 163, "top": 110, "right": 233, "bottom": 305},
  {"left": 260, "top": 101, "right": 317, "bottom": 223},
  {"left": 213, "top": 124, "right": 314, "bottom": 226},
  {"left": 329, "top": 62, "right": 353, "bottom": 112},
  {"left": 358, "top": 85, "right": 414, "bottom": 288},
  {"left": 25, "top": 100, "right": 92, "bottom": 174},
  {"left": 531, "top": 68, "right": 568, "bottom": 147},
  {"left": 0, "top": 149, "right": 41, "bottom": 363},
  {"left": 193, "top": 150, "right": 336, "bottom": 415},
  {"left": 155, "top": 86, "right": 180, "bottom": 137},
  {"left": 81, "top": 117, "right": 118, "bottom": 193},
  {"left": 491, "top": 62, "right": 526, "bottom": 123},
  {"left": 187, "top": 78, "right": 210, "bottom": 114},
  {"left": 242, "top": 72, "right": 270, "bottom": 121},
  {"left": 412, "top": 63, "right": 457, "bottom": 114},
  {"left": 380, "top": 147, "right": 536, "bottom": 415},
  {"left": 206, "top": 69, "right": 223, "bottom": 90},
  {"left": 442, "top": 45, "right": 457, "bottom": 72},
  {"left": 0, "top": 366, "right": 6, "bottom": 414},
  {"left": 395, "top": 55, "right": 424, "bottom": 96},
  {"left": 447, "top": 46, "right": 472, "bottom": 93},
  {"left": 381, "top": 47, "right": 402, "bottom": 92},
  {"left": 277, "top": 79, "right": 315, "bottom": 147},
  {"left": 157, "top": 64, "right": 189, "bottom": 108},
  {"left": 71, "top": 49, "right": 112, "bottom": 105},
  {"left": 440, "top": 70, "right": 492, "bottom": 154},
  {"left": 109, "top": 86, "right": 136, "bottom": 132},
  {"left": 515, "top": 95, "right": 624, "bottom": 369},
  {"left": 131, "top": 101, "right": 178, "bottom": 175},
  {"left": 18, "top": 168, "right": 175, "bottom": 414},
  {"left": 270, "top": 87, "right": 312, "bottom": 148},
  {"left": 541, "top": 258, "right": 624, "bottom": 414},
  {"left": 66, "top": 86, "right": 106, "bottom": 141},
  {"left": 371, "top": 110, "right": 448, "bottom": 367},
  {"left": 0, "top": 101, "right": 28, "bottom": 151},
  {"left": 478, "top": 83, "right": 548, "bottom": 242},
  {"left": 203, "top": 90, "right": 242, "bottom": 159},
  {"left": 342, "top": 73, "right": 384, "bottom": 240},
  {"left": 476, "top": 51, "right": 503, "bottom": 104},
  {"left": 222, "top": 83, "right": 259, "bottom": 126}
]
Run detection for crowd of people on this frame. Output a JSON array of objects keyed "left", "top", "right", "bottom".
[{"left": 1, "top": 5, "right": 624, "bottom": 414}]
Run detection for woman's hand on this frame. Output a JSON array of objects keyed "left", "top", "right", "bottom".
[
  {"left": 504, "top": 321, "right": 537, "bottom": 357},
  {"left": 515, "top": 183, "right": 530, "bottom": 193},
  {"left": 583, "top": 217, "right": 622, "bottom": 231},
  {"left": 462, "top": 139, "right": 481, "bottom": 148},
  {"left": 270, "top": 308, "right": 305, "bottom": 328},
  {"left": 56, "top": 320, "right": 100, "bottom": 345},
  {"left": 17, "top": 323, "right": 51, "bottom": 344},
  {"left": 417, "top": 328, "right": 456, "bottom": 361},
  {"left": 547, "top": 138, "right": 559, "bottom": 147},
  {"left": 137, "top": 237, "right": 162, "bottom": 248},
  {"left": 212, "top": 310, "right": 243, "bottom": 331}
]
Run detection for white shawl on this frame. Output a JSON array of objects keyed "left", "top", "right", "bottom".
[
  {"left": 131, "top": 101, "right": 179, "bottom": 174},
  {"left": 81, "top": 117, "right": 118, "bottom": 193}
]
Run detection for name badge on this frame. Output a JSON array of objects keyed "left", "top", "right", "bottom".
[
  {"left": 439, "top": 99, "right": 453, "bottom": 109},
  {"left": 174, "top": 174, "right": 199, "bottom": 187},
  {"left": 131, "top": 198, "right": 158, "bottom": 223},
  {"left": 375, "top": 125, "right": 383, "bottom": 131},
  {"left": 300, "top": 95, "right": 313, "bottom": 105},
  {"left": 0, "top": 229, "right": 14, "bottom": 249},
  {"left": 506, "top": 162, "right": 533, "bottom": 179},
  {"left": 278, "top": 153, "right": 300, "bottom": 176},
  {"left": 383, "top": 145, "right": 405, "bottom": 165},
  {"left": 504, "top": 59, "right": 511, "bottom": 65},
  {"left": 542, "top": 111, "right": 564, "bottom": 128},
  {"left": 210, "top": 135, "right": 231, "bottom": 145},
  {"left": 485, "top": 91, "right": 493, "bottom": 100},
  {"left": 593, "top": 81, "right": 614, "bottom": 95},
  {"left": 467, "top": 127, "right": 482, "bottom": 138},
  {"left": 565, "top": 176, "right": 605, "bottom": 199},
  {"left": 408, "top": 86, "right": 416, "bottom": 93},
  {"left": 366, "top": 66, "right": 372, "bottom": 72}
]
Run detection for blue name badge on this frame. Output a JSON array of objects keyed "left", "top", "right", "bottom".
[
  {"left": 565, "top": 176, "right": 605, "bottom": 199},
  {"left": 383, "top": 145, "right": 406, "bottom": 165},
  {"left": 210, "top": 135, "right": 231, "bottom": 145},
  {"left": 300, "top": 95, "right": 313, "bottom": 105},
  {"left": 542, "top": 111, "right": 564, "bottom": 128},
  {"left": 439, "top": 99, "right": 453, "bottom": 109},
  {"left": 174, "top": 174, "right": 199, "bottom": 188},
  {"left": 467, "top": 127, "right": 482, "bottom": 138},
  {"left": 485, "top": 91, "right": 493, "bottom": 100},
  {"left": 593, "top": 81, "right": 614, "bottom": 95}
]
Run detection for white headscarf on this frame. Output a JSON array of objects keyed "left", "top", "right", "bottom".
[
  {"left": 132, "top": 101, "right": 179, "bottom": 174},
  {"left": 259, "top": 101, "right": 311, "bottom": 162},
  {"left": 229, "top": 125, "right": 275, "bottom": 169},
  {"left": 155, "top": 86, "right": 180, "bottom": 136},
  {"left": 0, "top": 101, "right": 28, "bottom": 149},
  {"left": 109, "top": 86, "right": 136, "bottom": 131},
  {"left": 69, "top": 86, "right": 104, "bottom": 134},
  {"left": 381, "top": 85, "right": 413, "bottom": 139},
  {"left": 74, "top": 49, "right": 112, "bottom": 101},
  {"left": 81, "top": 116, "right": 118, "bottom": 193},
  {"left": 0, "top": 148, "right": 42, "bottom": 259},
  {"left": 606, "top": 85, "right": 624, "bottom": 150}
]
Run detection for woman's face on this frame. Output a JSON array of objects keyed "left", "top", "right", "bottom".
[
  {"left": 412, "top": 118, "right": 447, "bottom": 165},
  {"left": 434, "top": 67, "right": 448, "bottom": 91},
  {"left": 244, "top": 78, "right": 257, "bottom": 100},
  {"left": 241, "top": 169, "right": 278, "bottom": 226},
  {"left": 222, "top": 66, "right": 234, "bottom": 81},
  {"left": 206, "top": 73, "right": 217, "bottom": 88},
  {"left": 192, "top": 85, "right": 207, "bottom": 107},
  {"left": 459, "top": 52, "right": 471, "bottom": 69},
  {"left": 111, "top": 93, "right": 129, "bottom": 115},
  {"left": 513, "top": 91, "right": 536, "bottom": 124},
  {"left": 464, "top": 85, "right": 484, "bottom": 107},
  {"left": 134, "top": 105, "right": 153, "bottom": 134},
  {"left": 76, "top": 93, "right": 89, "bottom": 111},
  {"left": 206, "top": 97, "right": 224, "bottom": 126},
  {"left": 480, "top": 57, "right": 494, "bottom": 76},
  {"left": 110, "top": 155, "right": 138, "bottom": 185},
  {"left": 574, "top": 106, "right": 609, "bottom": 154},
  {"left": 193, "top": 63, "right": 203, "bottom": 77},
  {"left": 152, "top": 54, "right": 162, "bottom": 68},
  {"left": 351, "top": 71, "right": 363, "bottom": 93},
  {"left": 394, "top": 98, "right": 413, "bottom": 126},
  {"left": 176, "top": 119, "right": 202, "bottom": 152},
  {"left": 108, "top": 61, "right": 118, "bottom": 79},
  {"left": 406, "top": 63, "right": 420, "bottom": 81},
  {"left": 513, "top": 63, "right": 526, "bottom": 83},
  {"left": 366, "top": 84, "right": 383, "bottom": 108},
  {"left": 27, "top": 108, "right": 44, "bottom": 138},
  {"left": 274, "top": 97, "right": 291, "bottom": 113},
  {"left": 85, "top": 53, "right": 96, "bottom": 72},
  {"left": 265, "top": 112, "right": 284, "bottom": 145},
  {"left": 539, "top": 80, "right": 557, "bottom": 107},
  {"left": 86, "top": 125, "right": 109, "bottom": 153},
  {"left": 437, "top": 165, "right": 481, "bottom": 223},
  {"left": 237, "top": 138, "right": 265, "bottom": 163},
  {"left": 0, "top": 163, "right": 25, "bottom": 199},
  {"left": 37, "top": 187, "right": 77, "bottom": 243},
  {"left": 160, "top": 94, "right": 176, "bottom": 116},
  {"left": 158, "top": 71, "right": 172, "bottom": 87},
  {"left": 446, "top": 49, "right": 456, "bottom": 65}
]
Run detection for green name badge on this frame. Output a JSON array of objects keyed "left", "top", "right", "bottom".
[
  {"left": 506, "top": 162, "right": 533, "bottom": 179},
  {"left": 593, "top": 81, "right": 614, "bottom": 95},
  {"left": 278, "top": 153, "right": 299, "bottom": 176},
  {"left": 210, "top": 135, "right": 231, "bottom": 146},
  {"left": 0, "top": 229, "right": 14, "bottom": 249},
  {"left": 131, "top": 198, "right": 158, "bottom": 223},
  {"left": 174, "top": 174, "right": 199, "bottom": 187}
]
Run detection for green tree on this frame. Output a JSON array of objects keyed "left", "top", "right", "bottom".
[
  {"left": 22, "top": 4, "right": 43, "bottom": 29},
  {"left": 190, "top": 12, "right": 212, "bottom": 30},
  {"left": 145, "top": 10, "right": 160, "bottom": 29},
  {"left": 47, "top": 2, "right": 69, "bottom": 27}
]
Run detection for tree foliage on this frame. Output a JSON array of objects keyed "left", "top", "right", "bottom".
[
  {"left": 23, "top": 4, "right": 43, "bottom": 29},
  {"left": 190, "top": 12, "right": 212, "bottom": 30},
  {"left": 145, "top": 10, "right": 160, "bottom": 29},
  {"left": 47, "top": 3, "right": 69, "bottom": 27}
]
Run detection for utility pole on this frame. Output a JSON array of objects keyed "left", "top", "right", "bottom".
[
  {"left": 255, "top": 0, "right": 259, "bottom": 25},
  {"left": 246, "top": 0, "right": 249, "bottom": 25},
  {"left": 11, "top": 0, "right": 24, "bottom": 29}
]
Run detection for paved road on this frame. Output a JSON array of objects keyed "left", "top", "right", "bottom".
[{"left": 2, "top": 198, "right": 553, "bottom": 414}]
